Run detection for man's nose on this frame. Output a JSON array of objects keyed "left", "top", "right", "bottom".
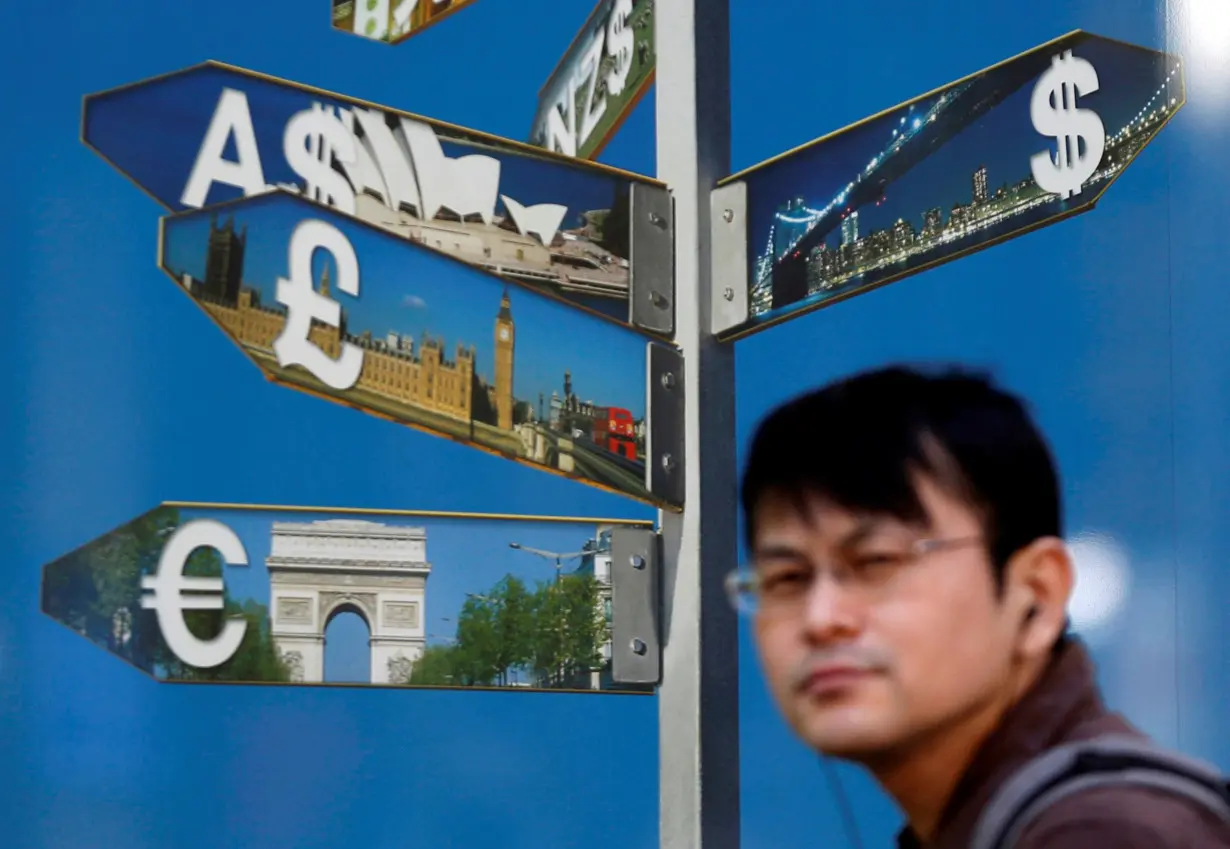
[{"left": 800, "top": 570, "right": 863, "bottom": 642}]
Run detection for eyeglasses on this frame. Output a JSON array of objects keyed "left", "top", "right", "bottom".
[{"left": 723, "top": 535, "right": 983, "bottom": 616}]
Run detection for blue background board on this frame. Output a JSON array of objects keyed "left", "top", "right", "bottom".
[{"left": 1, "top": 3, "right": 1226, "bottom": 849}]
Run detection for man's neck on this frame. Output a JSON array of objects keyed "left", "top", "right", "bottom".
[{"left": 872, "top": 658, "right": 1049, "bottom": 842}]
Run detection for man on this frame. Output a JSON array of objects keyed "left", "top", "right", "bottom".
[{"left": 733, "top": 364, "right": 1230, "bottom": 847}]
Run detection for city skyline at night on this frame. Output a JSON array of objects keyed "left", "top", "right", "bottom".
[{"left": 731, "top": 33, "right": 1185, "bottom": 329}]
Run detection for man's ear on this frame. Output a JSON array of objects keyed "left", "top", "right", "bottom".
[{"left": 1002, "top": 536, "right": 1074, "bottom": 660}]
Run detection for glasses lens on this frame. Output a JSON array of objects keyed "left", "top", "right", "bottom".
[{"left": 724, "top": 570, "right": 759, "bottom": 615}]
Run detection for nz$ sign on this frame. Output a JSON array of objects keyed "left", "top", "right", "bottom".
[{"left": 529, "top": 0, "right": 655, "bottom": 161}]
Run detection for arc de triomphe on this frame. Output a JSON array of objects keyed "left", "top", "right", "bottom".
[{"left": 266, "top": 518, "right": 431, "bottom": 685}]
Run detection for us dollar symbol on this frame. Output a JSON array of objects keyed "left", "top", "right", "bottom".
[
  {"left": 1029, "top": 49, "right": 1106, "bottom": 200},
  {"left": 605, "top": 0, "right": 634, "bottom": 97},
  {"left": 283, "top": 102, "right": 358, "bottom": 216}
]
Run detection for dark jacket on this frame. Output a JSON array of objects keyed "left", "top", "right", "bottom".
[{"left": 896, "top": 637, "right": 1230, "bottom": 848}]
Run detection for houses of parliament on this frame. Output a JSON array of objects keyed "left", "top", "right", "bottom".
[{"left": 184, "top": 215, "right": 516, "bottom": 429}]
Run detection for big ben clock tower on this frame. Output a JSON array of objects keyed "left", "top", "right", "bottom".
[{"left": 494, "top": 288, "right": 515, "bottom": 430}]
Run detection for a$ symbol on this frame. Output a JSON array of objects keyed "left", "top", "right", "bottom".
[
  {"left": 605, "top": 0, "right": 635, "bottom": 97},
  {"left": 1029, "top": 49, "right": 1106, "bottom": 200},
  {"left": 140, "top": 519, "right": 249, "bottom": 669},
  {"left": 284, "top": 102, "right": 357, "bottom": 215},
  {"left": 273, "top": 219, "right": 364, "bottom": 391}
]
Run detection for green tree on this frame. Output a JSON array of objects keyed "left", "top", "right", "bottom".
[
  {"left": 41, "top": 507, "right": 288, "bottom": 684},
  {"left": 407, "top": 644, "right": 462, "bottom": 686},
  {"left": 490, "top": 575, "right": 534, "bottom": 685},
  {"left": 177, "top": 596, "right": 289, "bottom": 684},
  {"left": 453, "top": 593, "right": 501, "bottom": 685},
  {"left": 41, "top": 505, "right": 182, "bottom": 674},
  {"left": 558, "top": 574, "right": 606, "bottom": 684},
  {"left": 450, "top": 574, "right": 538, "bottom": 687},
  {"left": 529, "top": 574, "right": 605, "bottom": 689}
]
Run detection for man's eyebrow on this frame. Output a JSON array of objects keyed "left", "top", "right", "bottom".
[
  {"left": 754, "top": 519, "right": 883, "bottom": 556},
  {"left": 835, "top": 520, "right": 888, "bottom": 547},
  {"left": 751, "top": 542, "right": 804, "bottom": 560}
]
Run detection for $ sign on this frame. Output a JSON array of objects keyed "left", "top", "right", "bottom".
[
  {"left": 1030, "top": 49, "right": 1106, "bottom": 200},
  {"left": 605, "top": 0, "right": 635, "bottom": 98},
  {"left": 541, "top": 0, "right": 636, "bottom": 157}
]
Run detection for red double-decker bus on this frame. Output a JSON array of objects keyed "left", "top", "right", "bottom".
[{"left": 592, "top": 406, "right": 638, "bottom": 461}]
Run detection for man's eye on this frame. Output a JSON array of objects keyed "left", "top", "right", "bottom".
[
  {"left": 849, "top": 552, "right": 906, "bottom": 575},
  {"left": 855, "top": 552, "right": 901, "bottom": 565},
  {"left": 761, "top": 569, "right": 809, "bottom": 592}
]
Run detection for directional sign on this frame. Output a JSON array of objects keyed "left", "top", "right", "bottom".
[
  {"left": 710, "top": 30, "right": 1185, "bottom": 340},
  {"left": 158, "top": 190, "right": 684, "bottom": 508},
  {"left": 331, "top": 0, "right": 481, "bottom": 44},
  {"left": 41, "top": 502, "right": 659, "bottom": 692},
  {"left": 529, "top": 0, "right": 656, "bottom": 161},
  {"left": 81, "top": 61, "right": 675, "bottom": 335}
]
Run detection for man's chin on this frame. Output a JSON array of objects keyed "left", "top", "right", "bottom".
[{"left": 792, "top": 706, "right": 899, "bottom": 761}]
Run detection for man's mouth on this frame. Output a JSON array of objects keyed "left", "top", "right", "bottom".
[{"left": 798, "top": 664, "right": 874, "bottom": 697}]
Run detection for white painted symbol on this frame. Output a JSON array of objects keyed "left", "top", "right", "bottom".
[
  {"left": 182, "top": 90, "right": 564, "bottom": 247},
  {"left": 140, "top": 519, "right": 249, "bottom": 669},
  {"left": 1030, "top": 49, "right": 1106, "bottom": 200},
  {"left": 273, "top": 219, "right": 364, "bottom": 390},
  {"left": 284, "top": 102, "right": 357, "bottom": 215},
  {"left": 606, "top": 0, "right": 635, "bottom": 97}
]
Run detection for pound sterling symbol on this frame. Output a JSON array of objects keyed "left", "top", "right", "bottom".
[
  {"left": 140, "top": 519, "right": 249, "bottom": 669},
  {"left": 273, "top": 219, "right": 364, "bottom": 390},
  {"left": 1029, "top": 49, "right": 1106, "bottom": 200}
]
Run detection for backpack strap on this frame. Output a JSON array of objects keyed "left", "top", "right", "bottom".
[{"left": 968, "top": 734, "right": 1230, "bottom": 849}]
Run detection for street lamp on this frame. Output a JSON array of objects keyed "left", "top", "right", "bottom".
[{"left": 508, "top": 542, "right": 598, "bottom": 581}]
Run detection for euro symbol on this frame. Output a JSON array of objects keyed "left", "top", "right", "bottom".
[{"left": 140, "top": 519, "right": 249, "bottom": 669}]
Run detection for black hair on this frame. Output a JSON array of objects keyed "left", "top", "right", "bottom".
[{"left": 740, "top": 364, "right": 1062, "bottom": 585}]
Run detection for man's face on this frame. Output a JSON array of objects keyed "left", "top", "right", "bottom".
[{"left": 749, "top": 475, "right": 1021, "bottom": 762}]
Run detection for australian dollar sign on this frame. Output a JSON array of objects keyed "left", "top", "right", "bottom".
[
  {"left": 1029, "top": 49, "right": 1105, "bottom": 200},
  {"left": 275, "top": 103, "right": 365, "bottom": 391},
  {"left": 284, "top": 102, "right": 358, "bottom": 215},
  {"left": 605, "top": 0, "right": 635, "bottom": 97}
]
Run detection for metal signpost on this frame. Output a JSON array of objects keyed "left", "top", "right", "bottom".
[
  {"left": 48, "top": 1, "right": 1187, "bottom": 846},
  {"left": 653, "top": 1, "right": 739, "bottom": 848}
]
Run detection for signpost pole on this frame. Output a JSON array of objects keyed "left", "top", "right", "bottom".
[{"left": 655, "top": 0, "right": 739, "bottom": 847}]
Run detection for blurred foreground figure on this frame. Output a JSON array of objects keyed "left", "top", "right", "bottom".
[{"left": 732, "top": 365, "right": 1230, "bottom": 848}]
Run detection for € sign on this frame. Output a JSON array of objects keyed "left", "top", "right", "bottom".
[{"left": 141, "top": 519, "right": 249, "bottom": 669}]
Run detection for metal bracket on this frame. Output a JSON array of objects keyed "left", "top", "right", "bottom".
[
  {"left": 630, "top": 183, "right": 675, "bottom": 338},
  {"left": 645, "top": 341, "right": 685, "bottom": 508},
  {"left": 709, "top": 180, "right": 748, "bottom": 337},
  {"left": 610, "top": 526, "right": 661, "bottom": 685}
]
